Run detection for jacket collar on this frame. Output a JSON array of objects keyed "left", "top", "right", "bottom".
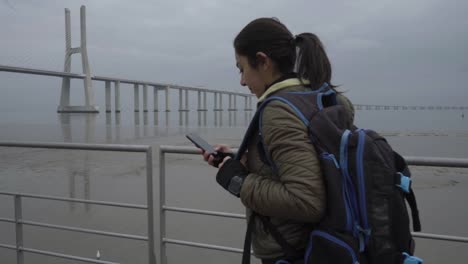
[{"left": 258, "top": 78, "right": 309, "bottom": 103}]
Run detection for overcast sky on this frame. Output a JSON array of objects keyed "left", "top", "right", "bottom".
[{"left": 1, "top": 0, "right": 467, "bottom": 108}]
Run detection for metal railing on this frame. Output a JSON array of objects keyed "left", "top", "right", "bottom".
[
  {"left": 0, "top": 141, "right": 156, "bottom": 264},
  {"left": 158, "top": 145, "right": 468, "bottom": 264},
  {"left": 1, "top": 143, "right": 467, "bottom": 264}
]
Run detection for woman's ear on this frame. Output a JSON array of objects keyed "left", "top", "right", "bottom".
[{"left": 255, "top": 52, "right": 270, "bottom": 70}]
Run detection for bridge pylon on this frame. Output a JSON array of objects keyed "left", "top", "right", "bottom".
[{"left": 57, "top": 6, "right": 98, "bottom": 113}]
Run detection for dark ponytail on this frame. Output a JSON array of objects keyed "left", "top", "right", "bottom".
[{"left": 295, "top": 33, "right": 335, "bottom": 90}]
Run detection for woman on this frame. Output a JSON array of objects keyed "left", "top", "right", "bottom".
[{"left": 202, "top": 18, "right": 354, "bottom": 264}]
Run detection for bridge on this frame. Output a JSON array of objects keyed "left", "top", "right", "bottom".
[{"left": 0, "top": 5, "right": 255, "bottom": 114}]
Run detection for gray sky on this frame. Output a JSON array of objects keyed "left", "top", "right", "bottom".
[{"left": 1, "top": 0, "right": 467, "bottom": 108}]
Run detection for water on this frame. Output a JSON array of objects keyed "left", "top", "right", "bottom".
[{"left": 0, "top": 106, "right": 467, "bottom": 263}]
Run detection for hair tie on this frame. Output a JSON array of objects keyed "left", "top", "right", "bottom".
[{"left": 290, "top": 36, "right": 297, "bottom": 46}]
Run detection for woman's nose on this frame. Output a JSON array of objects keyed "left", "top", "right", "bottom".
[{"left": 240, "top": 77, "right": 246, "bottom": 87}]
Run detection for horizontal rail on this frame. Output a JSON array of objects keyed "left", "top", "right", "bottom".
[
  {"left": 159, "top": 145, "right": 239, "bottom": 155},
  {"left": 163, "top": 238, "right": 245, "bottom": 254},
  {"left": 0, "top": 217, "right": 15, "bottom": 223},
  {"left": 22, "top": 247, "right": 120, "bottom": 264},
  {"left": 160, "top": 146, "right": 468, "bottom": 168},
  {"left": 0, "top": 141, "right": 149, "bottom": 152},
  {"left": 20, "top": 220, "right": 148, "bottom": 241},
  {"left": 0, "top": 65, "right": 253, "bottom": 96},
  {"left": 0, "top": 217, "right": 148, "bottom": 241},
  {"left": 163, "top": 206, "right": 246, "bottom": 219},
  {"left": 412, "top": 232, "right": 468, "bottom": 243},
  {"left": 406, "top": 157, "right": 468, "bottom": 168},
  {"left": 0, "top": 192, "right": 147, "bottom": 209},
  {"left": 0, "top": 243, "right": 17, "bottom": 250},
  {"left": 0, "top": 244, "right": 119, "bottom": 264}
]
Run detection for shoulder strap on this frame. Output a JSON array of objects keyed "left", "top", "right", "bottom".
[
  {"left": 242, "top": 213, "right": 256, "bottom": 264},
  {"left": 394, "top": 151, "right": 422, "bottom": 232}
]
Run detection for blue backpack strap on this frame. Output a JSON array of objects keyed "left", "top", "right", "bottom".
[
  {"left": 250, "top": 84, "right": 337, "bottom": 175},
  {"left": 256, "top": 96, "right": 309, "bottom": 174}
]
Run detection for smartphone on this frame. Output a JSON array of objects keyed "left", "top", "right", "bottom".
[
  {"left": 186, "top": 133, "right": 234, "bottom": 168},
  {"left": 186, "top": 133, "right": 217, "bottom": 155}
]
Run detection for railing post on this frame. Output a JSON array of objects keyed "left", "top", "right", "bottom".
[
  {"left": 146, "top": 147, "right": 156, "bottom": 264},
  {"left": 143, "top": 84, "right": 148, "bottom": 112},
  {"left": 105, "top": 81, "right": 111, "bottom": 113},
  {"left": 134, "top": 84, "right": 140, "bottom": 112},
  {"left": 14, "top": 195, "right": 24, "bottom": 264},
  {"left": 228, "top": 94, "right": 232, "bottom": 111},
  {"left": 114, "top": 81, "right": 121, "bottom": 113},
  {"left": 158, "top": 149, "right": 167, "bottom": 264}
]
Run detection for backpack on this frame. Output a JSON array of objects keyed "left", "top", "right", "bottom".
[{"left": 237, "top": 84, "right": 422, "bottom": 264}]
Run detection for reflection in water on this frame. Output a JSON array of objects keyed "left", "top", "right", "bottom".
[
  {"left": 105, "top": 113, "right": 112, "bottom": 143},
  {"left": 165, "top": 111, "right": 169, "bottom": 127},
  {"left": 143, "top": 113, "right": 149, "bottom": 137},
  {"left": 178, "top": 111, "right": 190, "bottom": 126},
  {"left": 134, "top": 112, "right": 140, "bottom": 139},
  {"left": 214, "top": 111, "right": 224, "bottom": 127},
  {"left": 116, "top": 113, "right": 121, "bottom": 142},
  {"left": 59, "top": 114, "right": 71, "bottom": 142},
  {"left": 60, "top": 110, "right": 254, "bottom": 143},
  {"left": 58, "top": 113, "right": 95, "bottom": 212},
  {"left": 197, "top": 111, "right": 207, "bottom": 127},
  {"left": 244, "top": 111, "right": 252, "bottom": 127},
  {"left": 229, "top": 112, "right": 237, "bottom": 127},
  {"left": 154, "top": 111, "right": 159, "bottom": 126}
]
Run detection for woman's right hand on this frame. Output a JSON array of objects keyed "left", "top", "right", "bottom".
[{"left": 202, "top": 144, "right": 232, "bottom": 167}]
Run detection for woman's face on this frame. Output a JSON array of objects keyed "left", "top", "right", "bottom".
[{"left": 235, "top": 53, "right": 267, "bottom": 98}]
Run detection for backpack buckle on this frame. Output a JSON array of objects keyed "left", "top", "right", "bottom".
[
  {"left": 396, "top": 172, "right": 411, "bottom": 193},
  {"left": 402, "top": 252, "right": 423, "bottom": 264},
  {"left": 355, "top": 224, "right": 371, "bottom": 252}
]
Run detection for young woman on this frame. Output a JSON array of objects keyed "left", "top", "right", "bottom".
[{"left": 202, "top": 18, "right": 354, "bottom": 264}]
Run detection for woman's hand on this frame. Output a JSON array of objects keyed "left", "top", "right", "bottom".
[{"left": 201, "top": 144, "right": 232, "bottom": 167}]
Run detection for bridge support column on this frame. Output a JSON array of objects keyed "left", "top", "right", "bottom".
[
  {"left": 134, "top": 84, "right": 140, "bottom": 112},
  {"left": 153, "top": 86, "right": 158, "bottom": 112},
  {"left": 114, "top": 81, "right": 120, "bottom": 113},
  {"left": 58, "top": 6, "right": 98, "bottom": 113}
]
